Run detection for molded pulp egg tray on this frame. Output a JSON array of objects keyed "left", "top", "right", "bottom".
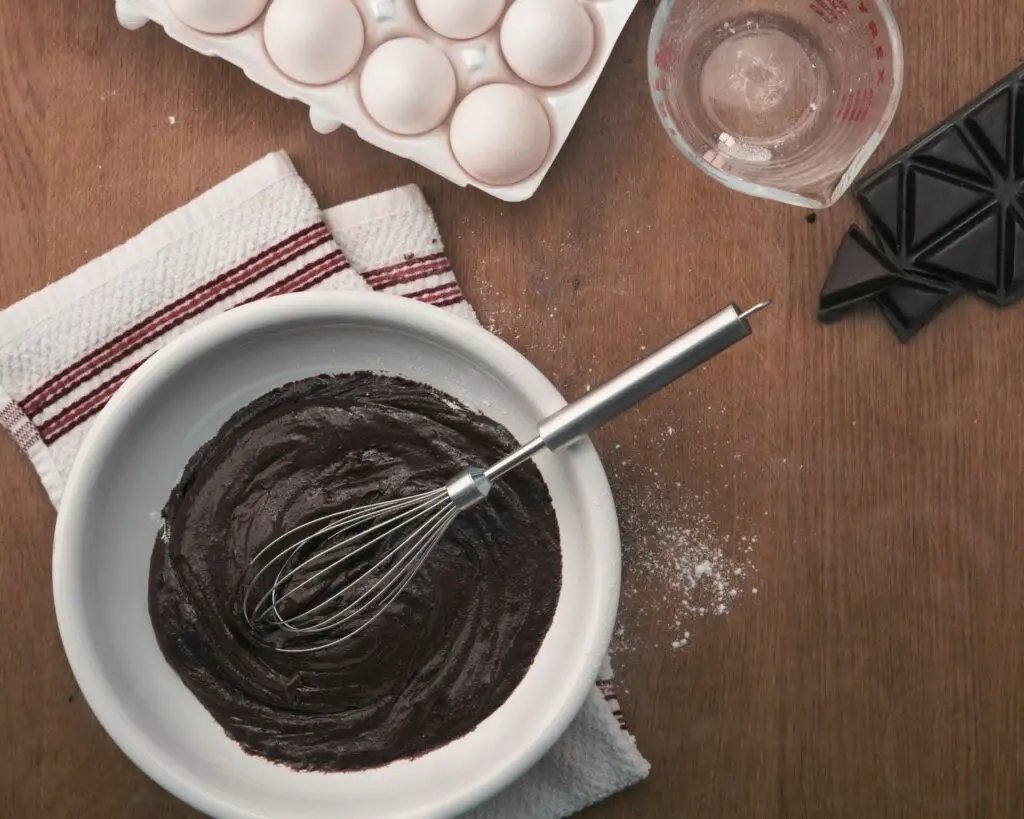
[{"left": 115, "top": 0, "right": 638, "bottom": 201}]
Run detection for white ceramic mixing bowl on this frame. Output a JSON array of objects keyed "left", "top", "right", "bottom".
[{"left": 52, "top": 292, "right": 621, "bottom": 819}]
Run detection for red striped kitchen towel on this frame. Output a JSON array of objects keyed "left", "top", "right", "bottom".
[{"left": 0, "top": 151, "right": 648, "bottom": 818}]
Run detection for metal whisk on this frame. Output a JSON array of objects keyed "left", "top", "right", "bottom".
[{"left": 242, "top": 301, "right": 769, "bottom": 652}]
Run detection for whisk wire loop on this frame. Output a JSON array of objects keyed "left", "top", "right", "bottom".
[{"left": 243, "top": 489, "right": 448, "bottom": 628}]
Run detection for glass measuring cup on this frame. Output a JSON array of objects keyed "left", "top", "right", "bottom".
[{"left": 648, "top": 0, "right": 903, "bottom": 208}]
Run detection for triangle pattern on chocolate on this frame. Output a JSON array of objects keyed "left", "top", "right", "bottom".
[
  {"left": 1012, "top": 212, "right": 1024, "bottom": 289},
  {"left": 916, "top": 126, "right": 990, "bottom": 182},
  {"left": 1016, "top": 87, "right": 1024, "bottom": 180},
  {"left": 858, "top": 169, "right": 901, "bottom": 251},
  {"left": 907, "top": 167, "right": 990, "bottom": 251},
  {"left": 819, "top": 227, "right": 904, "bottom": 316},
  {"left": 918, "top": 207, "right": 1002, "bottom": 289},
  {"left": 965, "top": 87, "right": 1012, "bottom": 172},
  {"left": 876, "top": 283, "right": 961, "bottom": 343}
]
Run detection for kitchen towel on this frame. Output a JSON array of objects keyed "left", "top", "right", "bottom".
[{"left": 0, "top": 151, "right": 649, "bottom": 818}]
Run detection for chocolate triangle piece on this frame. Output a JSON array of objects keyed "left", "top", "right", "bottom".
[
  {"left": 876, "top": 282, "right": 963, "bottom": 343},
  {"left": 1015, "top": 86, "right": 1023, "bottom": 179},
  {"left": 916, "top": 126, "right": 991, "bottom": 183},
  {"left": 917, "top": 206, "right": 1002, "bottom": 290},
  {"left": 907, "top": 167, "right": 990, "bottom": 251},
  {"left": 818, "top": 227, "right": 942, "bottom": 323},
  {"left": 857, "top": 169, "right": 901, "bottom": 251},
  {"left": 1011, "top": 212, "right": 1024, "bottom": 298},
  {"left": 964, "top": 87, "right": 1013, "bottom": 173}
]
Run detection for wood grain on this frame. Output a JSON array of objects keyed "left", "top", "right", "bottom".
[{"left": 1, "top": 1, "right": 1022, "bottom": 817}]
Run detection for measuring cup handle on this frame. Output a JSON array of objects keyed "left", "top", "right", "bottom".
[{"left": 536, "top": 303, "right": 759, "bottom": 452}]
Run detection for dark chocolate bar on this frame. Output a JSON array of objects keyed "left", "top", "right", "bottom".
[{"left": 855, "top": 64, "right": 1024, "bottom": 305}]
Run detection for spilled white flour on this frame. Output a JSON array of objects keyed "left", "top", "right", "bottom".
[
  {"left": 613, "top": 510, "right": 758, "bottom": 653},
  {"left": 607, "top": 420, "right": 760, "bottom": 655}
]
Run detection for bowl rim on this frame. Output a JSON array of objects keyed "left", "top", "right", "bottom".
[{"left": 52, "top": 290, "right": 621, "bottom": 819}]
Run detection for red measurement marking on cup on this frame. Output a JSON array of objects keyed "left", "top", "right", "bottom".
[
  {"left": 858, "top": 89, "right": 874, "bottom": 121},
  {"left": 836, "top": 92, "right": 851, "bottom": 121},
  {"left": 809, "top": 0, "right": 837, "bottom": 22},
  {"left": 809, "top": 0, "right": 851, "bottom": 22},
  {"left": 859, "top": 88, "right": 876, "bottom": 119},
  {"left": 836, "top": 88, "right": 876, "bottom": 122},
  {"left": 654, "top": 44, "right": 678, "bottom": 72}
]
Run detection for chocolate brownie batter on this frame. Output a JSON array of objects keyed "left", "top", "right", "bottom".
[{"left": 148, "top": 373, "right": 561, "bottom": 772}]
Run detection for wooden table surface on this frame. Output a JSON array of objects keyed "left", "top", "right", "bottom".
[{"left": 2, "top": 1, "right": 1022, "bottom": 816}]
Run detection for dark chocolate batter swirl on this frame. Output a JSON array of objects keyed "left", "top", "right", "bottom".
[{"left": 148, "top": 373, "right": 561, "bottom": 772}]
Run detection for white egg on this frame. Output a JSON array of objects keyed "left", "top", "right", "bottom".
[
  {"left": 167, "top": 0, "right": 268, "bottom": 34},
  {"left": 414, "top": 0, "right": 506, "bottom": 40},
  {"left": 500, "top": 0, "right": 595, "bottom": 87},
  {"left": 263, "top": 0, "right": 364, "bottom": 85},
  {"left": 449, "top": 84, "right": 551, "bottom": 186},
  {"left": 360, "top": 39, "right": 457, "bottom": 136}
]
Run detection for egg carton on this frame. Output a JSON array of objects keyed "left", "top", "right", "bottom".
[{"left": 115, "top": 0, "right": 638, "bottom": 202}]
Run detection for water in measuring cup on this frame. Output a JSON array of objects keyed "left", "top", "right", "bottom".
[{"left": 667, "top": 13, "right": 841, "bottom": 162}]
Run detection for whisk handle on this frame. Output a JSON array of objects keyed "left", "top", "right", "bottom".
[{"left": 536, "top": 302, "right": 765, "bottom": 452}]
